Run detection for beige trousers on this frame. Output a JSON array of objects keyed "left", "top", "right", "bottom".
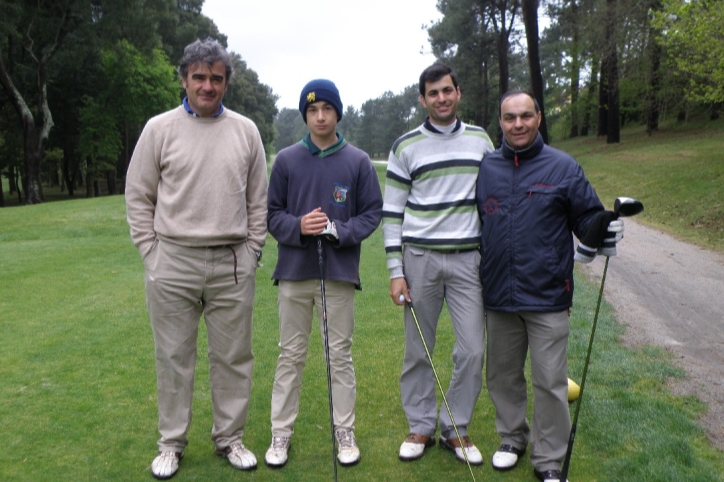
[
  {"left": 270, "top": 279, "right": 356, "bottom": 437},
  {"left": 144, "top": 239, "right": 257, "bottom": 452}
]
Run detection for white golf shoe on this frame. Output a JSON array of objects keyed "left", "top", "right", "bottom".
[
  {"left": 150, "top": 451, "right": 183, "bottom": 480},
  {"left": 264, "top": 436, "right": 291, "bottom": 467},
  {"left": 335, "top": 428, "right": 361, "bottom": 466},
  {"left": 398, "top": 433, "right": 434, "bottom": 461},
  {"left": 492, "top": 443, "right": 525, "bottom": 470},
  {"left": 216, "top": 442, "right": 257, "bottom": 470},
  {"left": 439, "top": 435, "right": 484, "bottom": 465}
]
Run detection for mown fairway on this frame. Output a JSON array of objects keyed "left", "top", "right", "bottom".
[{"left": 2, "top": 120, "right": 724, "bottom": 480}]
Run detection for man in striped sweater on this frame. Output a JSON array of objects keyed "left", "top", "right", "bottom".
[{"left": 382, "top": 62, "right": 494, "bottom": 465}]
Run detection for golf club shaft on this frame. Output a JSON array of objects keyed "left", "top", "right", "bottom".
[
  {"left": 560, "top": 255, "right": 610, "bottom": 480},
  {"left": 318, "top": 239, "right": 338, "bottom": 482},
  {"left": 406, "top": 300, "right": 477, "bottom": 482}
]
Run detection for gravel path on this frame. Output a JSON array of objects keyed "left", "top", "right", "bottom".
[{"left": 579, "top": 219, "right": 724, "bottom": 450}]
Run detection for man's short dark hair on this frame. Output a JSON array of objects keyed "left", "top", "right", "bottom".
[
  {"left": 178, "top": 38, "right": 233, "bottom": 82},
  {"left": 419, "top": 62, "right": 459, "bottom": 96},
  {"left": 499, "top": 89, "right": 541, "bottom": 118}
]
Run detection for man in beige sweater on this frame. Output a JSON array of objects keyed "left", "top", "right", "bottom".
[{"left": 125, "top": 38, "right": 268, "bottom": 480}]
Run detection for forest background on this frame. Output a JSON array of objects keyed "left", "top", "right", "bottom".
[{"left": 0, "top": 0, "right": 722, "bottom": 207}]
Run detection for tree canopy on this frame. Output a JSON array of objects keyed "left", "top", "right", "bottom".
[
  {"left": 273, "top": 0, "right": 722, "bottom": 160},
  {"left": 0, "top": 0, "right": 277, "bottom": 205}
]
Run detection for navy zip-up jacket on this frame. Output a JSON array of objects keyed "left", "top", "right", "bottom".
[{"left": 476, "top": 133, "right": 603, "bottom": 312}]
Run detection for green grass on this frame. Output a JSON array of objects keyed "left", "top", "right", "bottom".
[
  {"left": 1, "top": 186, "right": 724, "bottom": 480},
  {"left": 2, "top": 121, "right": 724, "bottom": 480},
  {"left": 555, "top": 118, "right": 724, "bottom": 252}
]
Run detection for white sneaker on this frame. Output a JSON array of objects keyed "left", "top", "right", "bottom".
[
  {"left": 399, "top": 433, "right": 434, "bottom": 461},
  {"left": 335, "top": 428, "right": 361, "bottom": 466},
  {"left": 216, "top": 442, "right": 257, "bottom": 470},
  {"left": 150, "top": 451, "right": 182, "bottom": 480},
  {"left": 492, "top": 444, "right": 525, "bottom": 470},
  {"left": 439, "top": 435, "right": 484, "bottom": 465},
  {"left": 265, "top": 436, "right": 291, "bottom": 467}
]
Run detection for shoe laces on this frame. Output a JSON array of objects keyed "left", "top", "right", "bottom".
[
  {"left": 271, "top": 436, "right": 289, "bottom": 450},
  {"left": 335, "top": 429, "right": 356, "bottom": 449},
  {"left": 227, "top": 442, "right": 248, "bottom": 457},
  {"left": 156, "top": 451, "right": 178, "bottom": 463}
]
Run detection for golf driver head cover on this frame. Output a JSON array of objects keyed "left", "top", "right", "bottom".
[
  {"left": 320, "top": 219, "right": 338, "bottom": 242},
  {"left": 598, "top": 219, "right": 624, "bottom": 256},
  {"left": 574, "top": 210, "right": 618, "bottom": 263}
]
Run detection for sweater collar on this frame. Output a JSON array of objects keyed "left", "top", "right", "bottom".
[
  {"left": 301, "top": 131, "right": 347, "bottom": 158},
  {"left": 424, "top": 116, "right": 462, "bottom": 134},
  {"left": 182, "top": 96, "right": 224, "bottom": 118}
]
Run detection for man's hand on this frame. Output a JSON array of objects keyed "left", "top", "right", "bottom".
[
  {"left": 390, "top": 278, "right": 409, "bottom": 306},
  {"left": 598, "top": 219, "right": 624, "bottom": 256},
  {"left": 301, "top": 207, "right": 328, "bottom": 235},
  {"left": 574, "top": 210, "right": 617, "bottom": 263}
]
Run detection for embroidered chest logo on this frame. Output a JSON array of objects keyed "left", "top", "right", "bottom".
[
  {"left": 483, "top": 197, "right": 499, "bottom": 215},
  {"left": 332, "top": 183, "right": 349, "bottom": 204}
]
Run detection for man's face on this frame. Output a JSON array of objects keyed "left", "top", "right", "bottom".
[
  {"left": 419, "top": 74, "right": 461, "bottom": 126},
  {"left": 499, "top": 93, "right": 542, "bottom": 150},
  {"left": 182, "top": 61, "right": 228, "bottom": 118},
  {"left": 305, "top": 101, "right": 338, "bottom": 139}
]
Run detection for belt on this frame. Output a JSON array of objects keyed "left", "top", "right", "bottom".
[{"left": 433, "top": 248, "right": 478, "bottom": 254}]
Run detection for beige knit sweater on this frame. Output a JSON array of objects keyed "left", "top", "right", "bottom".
[{"left": 125, "top": 106, "right": 268, "bottom": 260}]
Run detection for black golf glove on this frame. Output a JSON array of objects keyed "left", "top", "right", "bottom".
[{"left": 574, "top": 210, "right": 618, "bottom": 263}]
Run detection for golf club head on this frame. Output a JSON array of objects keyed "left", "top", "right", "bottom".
[{"left": 614, "top": 197, "right": 644, "bottom": 217}]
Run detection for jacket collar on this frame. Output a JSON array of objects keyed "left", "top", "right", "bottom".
[{"left": 501, "top": 132, "right": 545, "bottom": 161}]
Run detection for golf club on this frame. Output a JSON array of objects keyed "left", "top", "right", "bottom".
[
  {"left": 401, "top": 294, "right": 477, "bottom": 482},
  {"left": 318, "top": 238, "right": 338, "bottom": 482},
  {"left": 561, "top": 197, "right": 644, "bottom": 480}
]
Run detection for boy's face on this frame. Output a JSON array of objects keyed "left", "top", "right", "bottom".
[{"left": 306, "top": 101, "right": 338, "bottom": 138}]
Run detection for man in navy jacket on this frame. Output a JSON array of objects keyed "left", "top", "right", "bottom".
[{"left": 476, "top": 90, "right": 622, "bottom": 482}]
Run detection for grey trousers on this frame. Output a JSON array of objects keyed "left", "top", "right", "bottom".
[
  {"left": 270, "top": 280, "right": 357, "bottom": 437},
  {"left": 485, "top": 310, "right": 571, "bottom": 472},
  {"left": 144, "top": 239, "right": 257, "bottom": 452},
  {"left": 399, "top": 246, "right": 485, "bottom": 439}
]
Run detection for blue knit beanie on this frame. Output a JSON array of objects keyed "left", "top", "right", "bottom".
[{"left": 299, "top": 79, "right": 343, "bottom": 123}]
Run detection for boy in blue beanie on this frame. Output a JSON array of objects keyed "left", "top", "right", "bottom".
[{"left": 264, "top": 79, "right": 383, "bottom": 469}]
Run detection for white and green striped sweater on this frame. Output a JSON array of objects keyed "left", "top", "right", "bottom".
[{"left": 382, "top": 118, "right": 494, "bottom": 278}]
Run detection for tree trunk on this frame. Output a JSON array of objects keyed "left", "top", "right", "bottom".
[
  {"left": 597, "top": 55, "right": 609, "bottom": 137},
  {"left": 9, "top": 165, "right": 17, "bottom": 193},
  {"left": 22, "top": 113, "right": 45, "bottom": 204},
  {"left": 605, "top": 0, "right": 620, "bottom": 144},
  {"left": 581, "top": 54, "right": 599, "bottom": 137},
  {"left": 644, "top": 0, "right": 663, "bottom": 134},
  {"left": 522, "top": 0, "right": 549, "bottom": 144},
  {"left": 86, "top": 157, "right": 94, "bottom": 198},
  {"left": 106, "top": 169, "right": 116, "bottom": 195},
  {"left": 62, "top": 144, "right": 77, "bottom": 197},
  {"left": 568, "top": 1, "right": 581, "bottom": 138},
  {"left": 497, "top": 32, "right": 510, "bottom": 99}
]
